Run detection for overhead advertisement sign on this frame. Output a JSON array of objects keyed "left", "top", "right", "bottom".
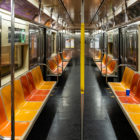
[{"left": 65, "top": 39, "right": 71, "bottom": 48}]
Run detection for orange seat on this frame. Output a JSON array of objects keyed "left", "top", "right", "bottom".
[
  {"left": 31, "top": 66, "right": 56, "bottom": 89},
  {"left": 109, "top": 67, "right": 134, "bottom": 91},
  {"left": 55, "top": 54, "right": 68, "bottom": 69},
  {"left": 20, "top": 75, "right": 49, "bottom": 101},
  {"left": 1, "top": 80, "right": 41, "bottom": 121},
  {"left": 62, "top": 51, "right": 71, "bottom": 61},
  {"left": 102, "top": 60, "right": 116, "bottom": 75},
  {"left": 94, "top": 50, "right": 101, "bottom": 60},
  {"left": 0, "top": 96, "right": 29, "bottom": 137},
  {"left": 109, "top": 67, "right": 130, "bottom": 87},
  {"left": 115, "top": 73, "right": 140, "bottom": 96},
  {"left": 48, "top": 59, "right": 63, "bottom": 74},
  {"left": 27, "top": 72, "right": 51, "bottom": 96},
  {"left": 118, "top": 75, "right": 140, "bottom": 104},
  {"left": 58, "top": 54, "right": 68, "bottom": 68},
  {"left": 96, "top": 54, "right": 106, "bottom": 68},
  {"left": 96, "top": 54, "right": 111, "bottom": 70}
]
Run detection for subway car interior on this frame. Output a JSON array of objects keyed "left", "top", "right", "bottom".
[{"left": 0, "top": 0, "right": 140, "bottom": 140}]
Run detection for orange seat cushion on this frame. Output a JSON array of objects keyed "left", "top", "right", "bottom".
[
  {"left": 123, "top": 104, "right": 140, "bottom": 113},
  {"left": 0, "top": 121, "right": 29, "bottom": 137},
  {"left": 119, "top": 96, "right": 140, "bottom": 104},
  {"left": 115, "top": 91, "right": 134, "bottom": 96},
  {"left": 0, "top": 97, "right": 29, "bottom": 137},
  {"left": 25, "top": 94, "right": 46, "bottom": 101},
  {"left": 129, "top": 113, "right": 140, "bottom": 124},
  {"left": 137, "top": 125, "right": 140, "bottom": 131}
]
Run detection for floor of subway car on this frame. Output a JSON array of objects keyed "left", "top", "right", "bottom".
[{"left": 27, "top": 57, "right": 138, "bottom": 140}]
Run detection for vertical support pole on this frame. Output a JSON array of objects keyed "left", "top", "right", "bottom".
[
  {"left": 43, "top": 28, "right": 47, "bottom": 81},
  {"left": 38, "top": 0, "right": 42, "bottom": 24},
  {"left": 118, "top": 28, "right": 122, "bottom": 81},
  {"left": 56, "top": 32, "right": 59, "bottom": 82},
  {"left": 80, "top": 0, "right": 85, "bottom": 140},
  {"left": 105, "top": 16, "right": 108, "bottom": 82},
  {"left": 38, "top": 0, "right": 42, "bottom": 64},
  {"left": 11, "top": 0, "right": 15, "bottom": 139}
]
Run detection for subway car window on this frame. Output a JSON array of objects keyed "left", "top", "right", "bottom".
[
  {"left": 51, "top": 32, "right": 55, "bottom": 54},
  {"left": 108, "top": 33, "right": 113, "bottom": 55},
  {"left": 1, "top": 46, "right": 23, "bottom": 77},
  {"left": 39, "top": 28, "right": 45, "bottom": 63},
  {"left": 1, "top": 17, "right": 26, "bottom": 77},
  {"left": 126, "top": 29, "right": 138, "bottom": 70},
  {"left": 29, "top": 25, "right": 39, "bottom": 67},
  {"left": 113, "top": 32, "right": 119, "bottom": 58},
  {"left": 46, "top": 30, "right": 52, "bottom": 58}
]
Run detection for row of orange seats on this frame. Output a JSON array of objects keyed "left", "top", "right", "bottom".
[
  {"left": 108, "top": 67, "right": 140, "bottom": 138},
  {"left": 47, "top": 50, "right": 72, "bottom": 75},
  {"left": 0, "top": 66, "right": 56, "bottom": 140},
  {"left": 94, "top": 54, "right": 117, "bottom": 76}
]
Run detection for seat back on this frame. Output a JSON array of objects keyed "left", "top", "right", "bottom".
[
  {"left": 121, "top": 67, "right": 130, "bottom": 84},
  {"left": 31, "top": 67, "right": 42, "bottom": 88},
  {"left": 98, "top": 50, "right": 102, "bottom": 59},
  {"left": 26, "top": 72, "right": 36, "bottom": 91},
  {"left": 58, "top": 54, "right": 62, "bottom": 64},
  {"left": 48, "top": 59, "right": 57, "bottom": 70},
  {"left": 20, "top": 75, "right": 31, "bottom": 98},
  {"left": 63, "top": 51, "right": 70, "bottom": 59},
  {"left": 0, "top": 96, "right": 7, "bottom": 124},
  {"left": 36, "top": 66, "right": 44, "bottom": 82},
  {"left": 125, "top": 68, "right": 135, "bottom": 89},
  {"left": 55, "top": 54, "right": 62, "bottom": 65},
  {"left": 130, "top": 73, "right": 140, "bottom": 95},
  {"left": 102, "top": 54, "right": 106, "bottom": 65},
  {"left": 135, "top": 78, "right": 140, "bottom": 99},
  {"left": 108, "top": 60, "right": 117, "bottom": 72},
  {"left": 1, "top": 80, "right": 25, "bottom": 119}
]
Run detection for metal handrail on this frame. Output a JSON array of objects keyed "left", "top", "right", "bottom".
[
  {"left": 38, "top": 63, "right": 59, "bottom": 76},
  {"left": 105, "top": 64, "right": 132, "bottom": 82},
  {"left": 94, "top": 59, "right": 102, "bottom": 62},
  {"left": 113, "top": 64, "right": 132, "bottom": 73},
  {"left": 38, "top": 63, "right": 54, "bottom": 73}
]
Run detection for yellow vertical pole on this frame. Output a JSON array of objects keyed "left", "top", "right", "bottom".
[
  {"left": 80, "top": 23, "right": 85, "bottom": 94},
  {"left": 80, "top": 0, "right": 85, "bottom": 140}
]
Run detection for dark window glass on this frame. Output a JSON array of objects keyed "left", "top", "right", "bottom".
[
  {"left": 1, "top": 45, "right": 23, "bottom": 77},
  {"left": 29, "top": 26, "right": 39, "bottom": 67},
  {"left": 126, "top": 31, "right": 137, "bottom": 70}
]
